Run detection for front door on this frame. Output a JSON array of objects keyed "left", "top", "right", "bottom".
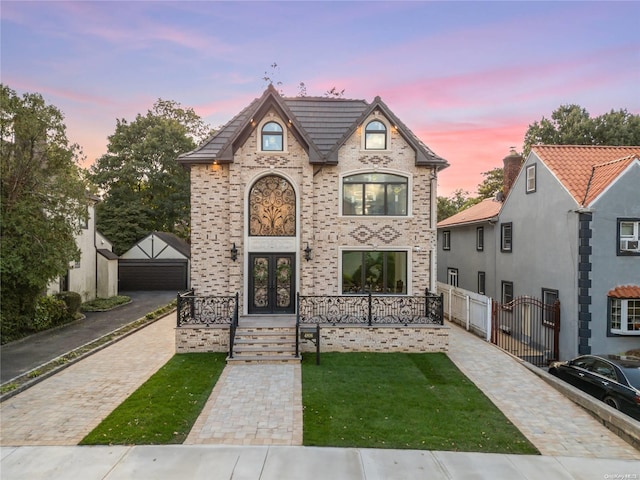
[{"left": 248, "top": 253, "right": 295, "bottom": 314}]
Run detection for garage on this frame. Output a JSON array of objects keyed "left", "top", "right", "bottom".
[
  {"left": 119, "top": 259, "right": 188, "bottom": 291},
  {"left": 118, "top": 232, "right": 190, "bottom": 291}
]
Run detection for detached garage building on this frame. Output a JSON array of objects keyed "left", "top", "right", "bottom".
[{"left": 119, "top": 232, "right": 190, "bottom": 291}]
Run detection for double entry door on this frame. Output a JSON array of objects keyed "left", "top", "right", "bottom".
[{"left": 248, "top": 253, "right": 295, "bottom": 314}]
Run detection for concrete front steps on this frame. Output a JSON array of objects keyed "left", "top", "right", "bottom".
[{"left": 227, "top": 325, "right": 300, "bottom": 364}]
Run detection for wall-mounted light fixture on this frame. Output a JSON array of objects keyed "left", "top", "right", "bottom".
[
  {"left": 304, "top": 243, "right": 312, "bottom": 261},
  {"left": 231, "top": 243, "right": 238, "bottom": 262}
]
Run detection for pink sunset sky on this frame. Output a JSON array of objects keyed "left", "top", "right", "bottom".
[{"left": 2, "top": 1, "right": 639, "bottom": 197}]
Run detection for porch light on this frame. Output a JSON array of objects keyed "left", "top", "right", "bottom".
[
  {"left": 304, "top": 243, "right": 312, "bottom": 261},
  {"left": 231, "top": 243, "right": 238, "bottom": 262}
]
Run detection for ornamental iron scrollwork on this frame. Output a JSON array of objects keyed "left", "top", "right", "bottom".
[{"left": 249, "top": 175, "right": 296, "bottom": 236}]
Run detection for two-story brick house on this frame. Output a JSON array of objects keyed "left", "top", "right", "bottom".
[{"left": 178, "top": 86, "right": 448, "bottom": 317}]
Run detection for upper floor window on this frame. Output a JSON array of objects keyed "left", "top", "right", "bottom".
[
  {"left": 501, "top": 222, "right": 512, "bottom": 252},
  {"left": 364, "top": 120, "right": 387, "bottom": 150},
  {"left": 542, "top": 288, "right": 559, "bottom": 327},
  {"left": 261, "top": 121, "right": 283, "bottom": 151},
  {"left": 249, "top": 175, "right": 295, "bottom": 236},
  {"left": 610, "top": 297, "right": 640, "bottom": 335},
  {"left": 617, "top": 219, "right": 640, "bottom": 255},
  {"left": 342, "top": 172, "right": 407, "bottom": 216},
  {"left": 442, "top": 230, "right": 451, "bottom": 250},
  {"left": 526, "top": 164, "right": 537, "bottom": 193},
  {"left": 476, "top": 227, "right": 484, "bottom": 251}
]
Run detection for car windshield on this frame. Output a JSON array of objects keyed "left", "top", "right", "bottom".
[{"left": 621, "top": 367, "right": 640, "bottom": 389}]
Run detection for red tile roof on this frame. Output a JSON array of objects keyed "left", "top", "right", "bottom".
[
  {"left": 437, "top": 198, "right": 501, "bottom": 227},
  {"left": 532, "top": 145, "right": 640, "bottom": 206},
  {"left": 608, "top": 285, "right": 640, "bottom": 299}
]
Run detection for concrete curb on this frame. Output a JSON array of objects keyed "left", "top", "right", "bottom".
[
  {"left": 0, "top": 307, "right": 176, "bottom": 403},
  {"left": 520, "top": 361, "right": 640, "bottom": 450}
]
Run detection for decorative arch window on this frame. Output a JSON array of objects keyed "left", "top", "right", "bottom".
[
  {"left": 342, "top": 172, "right": 408, "bottom": 216},
  {"left": 261, "top": 121, "right": 283, "bottom": 151},
  {"left": 364, "top": 120, "right": 387, "bottom": 150},
  {"left": 249, "top": 175, "right": 296, "bottom": 236}
]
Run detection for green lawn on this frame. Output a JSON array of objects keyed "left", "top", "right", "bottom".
[
  {"left": 81, "top": 353, "right": 226, "bottom": 445},
  {"left": 82, "top": 351, "right": 538, "bottom": 454},
  {"left": 302, "top": 352, "right": 538, "bottom": 454}
]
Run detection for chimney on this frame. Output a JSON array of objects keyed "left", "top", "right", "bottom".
[{"left": 502, "top": 147, "right": 523, "bottom": 200}]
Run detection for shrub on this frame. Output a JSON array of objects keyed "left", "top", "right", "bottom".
[
  {"left": 33, "top": 295, "right": 68, "bottom": 331},
  {"left": 54, "top": 291, "right": 82, "bottom": 315}
]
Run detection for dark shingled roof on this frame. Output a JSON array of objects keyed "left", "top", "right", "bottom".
[{"left": 178, "top": 85, "right": 448, "bottom": 169}]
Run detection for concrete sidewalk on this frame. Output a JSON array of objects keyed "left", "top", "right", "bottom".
[{"left": 2, "top": 445, "right": 639, "bottom": 480}]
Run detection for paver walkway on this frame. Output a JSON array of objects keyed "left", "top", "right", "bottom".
[
  {"left": 185, "top": 364, "right": 303, "bottom": 445},
  {"left": 446, "top": 322, "right": 640, "bottom": 460},
  {"left": 0, "top": 314, "right": 175, "bottom": 446}
]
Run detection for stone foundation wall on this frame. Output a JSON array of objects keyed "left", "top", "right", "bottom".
[
  {"left": 176, "top": 326, "right": 229, "bottom": 353},
  {"left": 176, "top": 325, "right": 449, "bottom": 354},
  {"left": 300, "top": 325, "right": 449, "bottom": 353}
]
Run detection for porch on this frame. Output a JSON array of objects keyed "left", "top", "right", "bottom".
[{"left": 175, "top": 290, "right": 448, "bottom": 361}]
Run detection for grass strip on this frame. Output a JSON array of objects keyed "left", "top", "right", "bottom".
[
  {"left": 302, "top": 352, "right": 538, "bottom": 454},
  {"left": 81, "top": 295, "right": 131, "bottom": 312},
  {"left": 81, "top": 353, "right": 226, "bottom": 445}
]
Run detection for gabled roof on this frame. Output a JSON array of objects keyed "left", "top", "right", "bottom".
[
  {"left": 531, "top": 145, "right": 640, "bottom": 207},
  {"left": 153, "top": 231, "right": 191, "bottom": 258},
  {"left": 437, "top": 198, "right": 502, "bottom": 228},
  {"left": 178, "top": 85, "right": 448, "bottom": 169}
]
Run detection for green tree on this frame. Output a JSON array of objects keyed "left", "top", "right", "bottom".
[
  {"left": 476, "top": 167, "right": 504, "bottom": 199},
  {"left": 1, "top": 84, "right": 89, "bottom": 341},
  {"left": 437, "top": 189, "right": 477, "bottom": 222},
  {"left": 523, "top": 104, "right": 640, "bottom": 157},
  {"left": 91, "top": 99, "right": 212, "bottom": 255}
]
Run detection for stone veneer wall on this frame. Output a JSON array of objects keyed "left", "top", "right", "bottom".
[
  {"left": 176, "top": 326, "right": 229, "bottom": 353},
  {"left": 188, "top": 108, "right": 439, "bottom": 310},
  {"left": 300, "top": 325, "right": 449, "bottom": 353},
  {"left": 176, "top": 325, "right": 449, "bottom": 354}
]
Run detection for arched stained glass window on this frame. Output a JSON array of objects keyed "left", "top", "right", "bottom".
[{"left": 249, "top": 175, "right": 296, "bottom": 236}]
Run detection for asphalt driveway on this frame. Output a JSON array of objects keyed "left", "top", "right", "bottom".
[{"left": 0, "top": 291, "right": 177, "bottom": 384}]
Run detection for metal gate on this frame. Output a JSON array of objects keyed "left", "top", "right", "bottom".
[{"left": 491, "top": 296, "right": 560, "bottom": 366}]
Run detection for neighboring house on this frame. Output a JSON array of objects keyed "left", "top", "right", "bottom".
[
  {"left": 119, "top": 231, "right": 190, "bottom": 291},
  {"left": 177, "top": 85, "right": 448, "bottom": 315},
  {"left": 48, "top": 196, "right": 119, "bottom": 301},
  {"left": 438, "top": 146, "right": 640, "bottom": 359}
]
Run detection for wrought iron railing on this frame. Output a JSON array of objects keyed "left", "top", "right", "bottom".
[
  {"left": 296, "top": 289, "right": 444, "bottom": 327},
  {"left": 229, "top": 293, "right": 239, "bottom": 358},
  {"left": 176, "top": 290, "right": 238, "bottom": 327}
]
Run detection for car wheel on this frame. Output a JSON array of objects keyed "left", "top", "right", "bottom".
[{"left": 604, "top": 396, "right": 619, "bottom": 410}]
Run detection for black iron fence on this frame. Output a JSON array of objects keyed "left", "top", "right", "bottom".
[
  {"left": 296, "top": 289, "right": 444, "bottom": 326},
  {"left": 491, "top": 296, "right": 560, "bottom": 367},
  {"left": 177, "top": 290, "right": 239, "bottom": 327}
]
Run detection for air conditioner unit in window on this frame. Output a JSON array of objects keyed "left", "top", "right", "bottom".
[{"left": 621, "top": 240, "right": 639, "bottom": 251}]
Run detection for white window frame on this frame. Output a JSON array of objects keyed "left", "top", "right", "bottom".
[
  {"left": 447, "top": 268, "right": 458, "bottom": 287},
  {"left": 502, "top": 281, "right": 514, "bottom": 304},
  {"left": 476, "top": 227, "right": 484, "bottom": 251},
  {"left": 618, "top": 218, "right": 640, "bottom": 255},
  {"left": 610, "top": 298, "right": 640, "bottom": 335},
  {"left": 257, "top": 117, "right": 287, "bottom": 153},
  {"left": 360, "top": 115, "right": 391, "bottom": 151},
  {"left": 525, "top": 164, "right": 536, "bottom": 193},
  {"left": 478, "top": 271, "right": 486, "bottom": 295}
]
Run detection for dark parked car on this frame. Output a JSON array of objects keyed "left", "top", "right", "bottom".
[{"left": 549, "top": 354, "right": 640, "bottom": 421}]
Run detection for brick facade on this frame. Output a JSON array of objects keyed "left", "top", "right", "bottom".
[{"left": 189, "top": 109, "right": 438, "bottom": 312}]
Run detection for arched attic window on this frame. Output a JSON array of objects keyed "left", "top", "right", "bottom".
[
  {"left": 365, "top": 120, "right": 387, "bottom": 150},
  {"left": 261, "top": 121, "right": 283, "bottom": 151}
]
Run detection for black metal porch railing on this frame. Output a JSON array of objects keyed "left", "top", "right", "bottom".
[
  {"left": 296, "top": 289, "right": 444, "bottom": 327},
  {"left": 176, "top": 290, "right": 239, "bottom": 358}
]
